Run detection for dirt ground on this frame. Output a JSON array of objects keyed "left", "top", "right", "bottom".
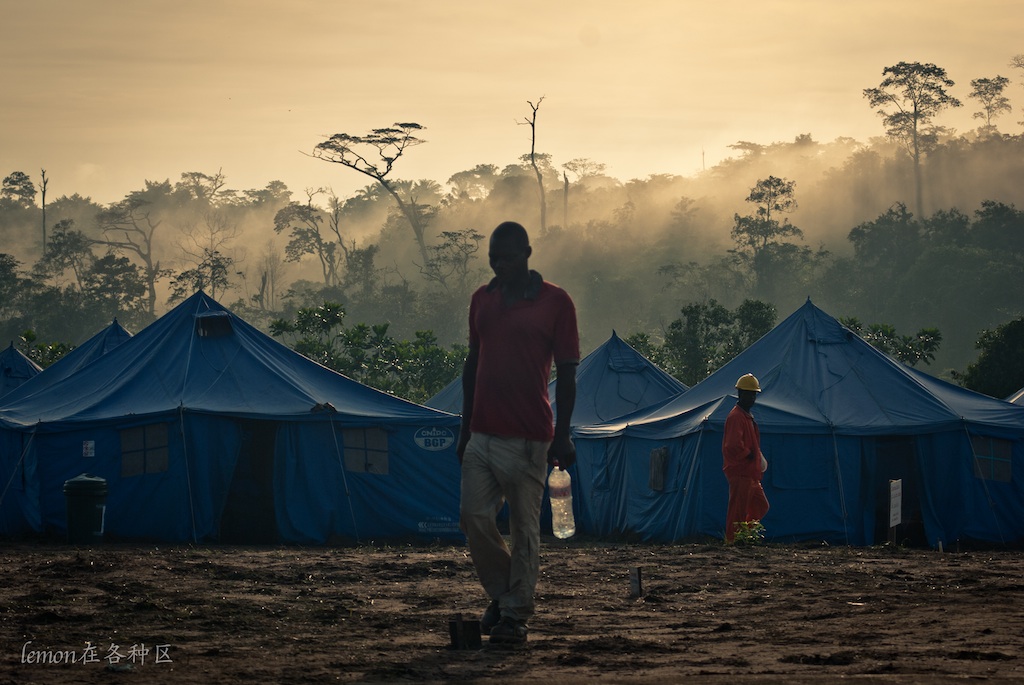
[{"left": 2, "top": 537, "right": 1023, "bottom": 684}]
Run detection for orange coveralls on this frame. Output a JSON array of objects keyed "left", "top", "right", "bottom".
[{"left": 722, "top": 404, "right": 770, "bottom": 542}]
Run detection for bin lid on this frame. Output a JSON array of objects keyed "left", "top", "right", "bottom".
[{"left": 63, "top": 473, "right": 108, "bottom": 495}]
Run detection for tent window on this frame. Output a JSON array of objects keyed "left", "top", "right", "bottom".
[
  {"left": 120, "top": 423, "right": 170, "bottom": 477},
  {"left": 196, "top": 312, "right": 233, "bottom": 338},
  {"left": 970, "top": 435, "right": 1012, "bottom": 483},
  {"left": 343, "top": 428, "right": 389, "bottom": 475}
]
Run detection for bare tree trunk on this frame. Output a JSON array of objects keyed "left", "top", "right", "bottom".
[
  {"left": 912, "top": 133, "right": 924, "bottom": 219},
  {"left": 40, "top": 169, "right": 48, "bottom": 251},
  {"left": 383, "top": 184, "right": 430, "bottom": 266},
  {"left": 563, "top": 172, "right": 569, "bottom": 229},
  {"left": 522, "top": 98, "right": 547, "bottom": 232}
]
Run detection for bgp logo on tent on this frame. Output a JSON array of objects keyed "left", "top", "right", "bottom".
[{"left": 414, "top": 427, "right": 455, "bottom": 451}]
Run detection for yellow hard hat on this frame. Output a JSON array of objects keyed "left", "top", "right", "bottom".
[{"left": 735, "top": 373, "right": 762, "bottom": 392}]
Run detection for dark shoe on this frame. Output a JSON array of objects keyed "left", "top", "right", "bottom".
[
  {"left": 488, "top": 616, "right": 528, "bottom": 645},
  {"left": 480, "top": 600, "right": 501, "bottom": 635}
]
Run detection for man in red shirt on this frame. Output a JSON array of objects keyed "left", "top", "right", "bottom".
[
  {"left": 458, "top": 221, "right": 579, "bottom": 645},
  {"left": 722, "top": 373, "right": 770, "bottom": 542}
]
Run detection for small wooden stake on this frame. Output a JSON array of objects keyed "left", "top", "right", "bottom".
[
  {"left": 448, "top": 613, "right": 482, "bottom": 649},
  {"left": 629, "top": 567, "right": 643, "bottom": 597}
]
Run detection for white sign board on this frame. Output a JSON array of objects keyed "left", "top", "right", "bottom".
[
  {"left": 82, "top": 440, "right": 95, "bottom": 458},
  {"left": 889, "top": 479, "right": 903, "bottom": 528}
]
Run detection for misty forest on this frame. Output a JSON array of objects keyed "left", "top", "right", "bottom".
[{"left": 3, "top": 60, "right": 1024, "bottom": 403}]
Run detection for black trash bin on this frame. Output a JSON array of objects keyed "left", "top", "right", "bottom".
[{"left": 63, "top": 473, "right": 107, "bottom": 544}]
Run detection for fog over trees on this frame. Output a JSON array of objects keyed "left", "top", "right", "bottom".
[{"left": 3, "top": 59, "right": 1024, "bottom": 393}]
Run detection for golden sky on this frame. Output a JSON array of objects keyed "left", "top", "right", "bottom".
[{"left": 3, "top": 0, "right": 1023, "bottom": 204}]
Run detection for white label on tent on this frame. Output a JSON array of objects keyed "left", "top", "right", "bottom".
[
  {"left": 414, "top": 427, "right": 455, "bottom": 451},
  {"left": 82, "top": 440, "right": 95, "bottom": 458},
  {"left": 889, "top": 479, "right": 902, "bottom": 528}
]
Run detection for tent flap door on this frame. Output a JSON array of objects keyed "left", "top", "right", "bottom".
[{"left": 220, "top": 421, "right": 279, "bottom": 543}]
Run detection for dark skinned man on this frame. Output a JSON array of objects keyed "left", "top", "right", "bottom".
[{"left": 458, "top": 221, "right": 579, "bottom": 645}]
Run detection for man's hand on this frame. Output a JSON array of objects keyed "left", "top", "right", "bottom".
[{"left": 548, "top": 434, "right": 576, "bottom": 470}]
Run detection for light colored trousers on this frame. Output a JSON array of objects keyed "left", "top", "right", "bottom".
[{"left": 460, "top": 433, "right": 549, "bottom": 622}]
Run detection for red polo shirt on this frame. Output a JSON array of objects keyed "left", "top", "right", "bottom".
[{"left": 468, "top": 275, "right": 579, "bottom": 441}]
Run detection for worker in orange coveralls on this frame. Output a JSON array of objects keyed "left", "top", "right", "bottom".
[{"left": 722, "top": 373, "right": 769, "bottom": 542}]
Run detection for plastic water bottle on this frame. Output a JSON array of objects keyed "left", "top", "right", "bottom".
[{"left": 548, "top": 466, "right": 576, "bottom": 539}]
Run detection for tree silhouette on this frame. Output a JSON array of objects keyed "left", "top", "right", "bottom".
[
  {"left": 519, "top": 97, "right": 548, "bottom": 231},
  {"left": 312, "top": 123, "right": 431, "bottom": 265},
  {"left": 953, "top": 317, "right": 1024, "bottom": 398},
  {"left": 629, "top": 299, "right": 777, "bottom": 386},
  {"left": 1, "top": 171, "right": 36, "bottom": 209},
  {"left": 840, "top": 318, "right": 942, "bottom": 367},
  {"left": 169, "top": 249, "right": 232, "bottom": 302},
  {"left": 1010, "top": 54, "right": 1024, "bottom": 127},
  {"left": 273, "top": 189, "right": 342, "bottom": 287},
  {"left": 94, "top": 185, "right": 176, "bottom": 316},
  {"left": 968, "top": 76, "right": 1012, "bottom": 134},
  {"left": 863, "top": 61, "right": 961, "bottom": 219},
  {"left": 730, "top": 176, "right": 807, "bottom": 298}
]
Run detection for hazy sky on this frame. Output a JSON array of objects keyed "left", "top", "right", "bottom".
[{"left": 3, "top": 0, "right": 1023, "bottom": 204}]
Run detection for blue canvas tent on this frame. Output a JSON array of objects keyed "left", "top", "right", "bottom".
[
  {"left": 424, "top": 376, "right": 463, "bottom": 415},
  {"left": 425, "top": 331, "right": 688, "bottom": 425},
  {"left": 573, "top": 300, "right": 1024, "bottom": 547},
  {"left": 0, "top": 343, "right": 41, "bottom": 399},
  {"left": 564, "top": 331, "right": 688, "bottom": 426},
  {"left": 0, "top": 320, "right": 132, "bottom": 408},
  {"left": 0, "top": 292, "right": 462, "bottom": 543}
]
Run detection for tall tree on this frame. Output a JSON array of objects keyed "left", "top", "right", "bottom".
[
  {"left": 39, "top": 169, "right": 48, "bottom": 250},
  {"left": 175, "top": 169, "right": 227, "bottom": 205},
  {"left": 249, "top": 240, "right": 285, "bottom": 311},
  {"left": 178, "top": 209, "right": 238, "bottom": 259},
  {"left": 1010, "top": 54, "right": 1024, "bottom": 127},
  {"left": 730, "top": 176, "right": 807, "bottom": 299},
  {"left": 1, "top": 171, "right": 36, "bottom": 209},
  {"left": 0, "top": 253, "right": 29, "bottom": 324},
  {"left": 843, "top": 203, "right": 921, "bottom": 314},
  {"left": 863, "top": 61, "right": 962, "bottom": 218},
  {"left": 94, "top": 184, "right": 175, "bottom": 316},
  {"left": 519, "top": 97, "right": 548, "bottom": 231},
  {"left": 562, "top": 157, "right": 607, "bottom": 181},
  {"left": 312, "top": 123, "right": 431, "bottom": 265},
  {"left": 630, "top": 299, "right": 777, "bottom": 386},
  {"left": 273, "top": 188, "right": 345, "bottom": 287},
  {"left": 82, "top": 254, "right": 149, "bottom": 326},
  {"left": 241, "top": 180, "right": 292, "bottom": 208},
  {"left": 33, "top": 219, "right": 94, "bottom": 289},
  {"left": 168, "top": 249, "right": 233, "bottom": 302},
  {"left": 840, "top": 318, "right": 942, "bottom": 367},
  {"left": 970, "top": 200, "right": 1024, "bottom": 255},
  {"left": 953, "top": 317, "right": 1024, "bottom": 398},
  {"left": 968, "top": 76, "right": 1012, "bottom": 134},
  {"left": 446, "top": 164, "right": 499, "bottom": 201},
  {"left": 175, "top": 209, "right": 239, "bottom": 300},
  {"left": 731, "top": 176, "right": 800, "bottom": 251},
  {"left": 419, "top": 228, "right": 485, "bottom": 295}
]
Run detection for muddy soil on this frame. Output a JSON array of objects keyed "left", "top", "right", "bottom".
[{"left": 2, "top": 538, "right": 1023, "bottom": 684}]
